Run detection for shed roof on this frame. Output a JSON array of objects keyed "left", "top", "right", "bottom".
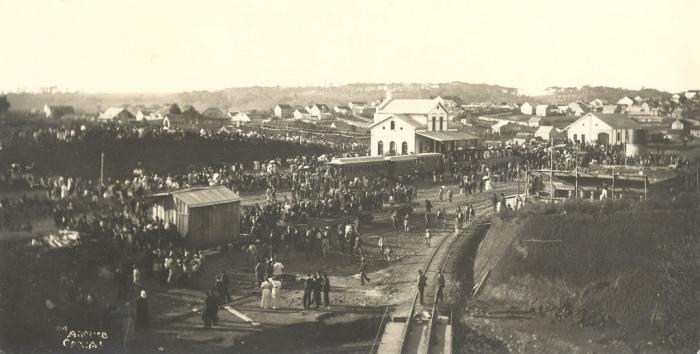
[{"left": 170, "top": 186, "right": 240, "bottom": 208}]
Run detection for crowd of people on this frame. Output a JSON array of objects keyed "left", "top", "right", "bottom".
[
  {"left": 517, "top": 143, "right": 689, "bottom": 171},
  {"left": 2, "top": 119, "right": 369, "bottom": 152}
]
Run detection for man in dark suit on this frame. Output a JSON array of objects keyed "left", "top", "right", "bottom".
[
  {"left": 202, "top": 289, "right": 219, "bottom": 328},
  {"left": 322, "top": 273, "right": 331, "bottom": 308},
  {"left": 312, "top": 272, "right": 322, "bottom": 308},
  {"left": 303, "top": 273, "right": 313, "bottom": 309},
  {"left": 436, "top": 270, "right": 445, "bottom": 304}
]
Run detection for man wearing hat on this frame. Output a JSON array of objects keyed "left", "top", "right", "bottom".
[
  {"left": 134, "top": 290, "right": 149, "bottom": 329},
  {"left": 436, "top": 270, "right": 445, "bottom": 304}
]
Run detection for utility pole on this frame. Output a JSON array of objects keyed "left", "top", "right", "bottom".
[
  {"left": 516, "top": 165, "right": 520, "bottom": 197},
  {"left": 575, "top": 144, "right": 579, "bottom": 199},
  {"left": 611, "top": 167, "right": 615, "bottom": 199},
  {"left": 644, "top": 174, "right": 648, "bottom": 200},
  {"left": 525, "top": 165, "right": 529, "bottom": 201},
  {"left": 550, "top": 147, "right": 554, "bottom": 203},
  {"left": 100, "top": 152, "right": 105, "bottom": 186},
  {"left": 696, "top": 162, "right": 699, "bottom": 192}
]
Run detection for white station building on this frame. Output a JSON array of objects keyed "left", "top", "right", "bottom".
[{"left": 369, "top": 92, "right": 479, "bottom": 156}]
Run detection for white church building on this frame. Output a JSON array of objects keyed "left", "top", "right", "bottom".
[{"left": 370, "top": 92, "right": 480, "bottom": 156}]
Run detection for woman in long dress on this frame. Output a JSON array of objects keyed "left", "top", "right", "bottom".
[
  {"left": 270, "top": 277, "right": 282, "bottom": 310},
  {"left": 260, "top": 279, "right": 273, "bottom": 309}
]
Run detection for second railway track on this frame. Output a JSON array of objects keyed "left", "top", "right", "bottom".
[{"left": 373, "top": 185, "right": 518, "bottom": 354}]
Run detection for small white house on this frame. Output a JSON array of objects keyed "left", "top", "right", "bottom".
[
  {"left": 520, "top": 102, "right": 533, "bottom": 115},
  {"left": 274, "top": 104, "right": 293, "bottom": 119},
  {"left": 99, "top": 107, "right": 135, "bottom": 123},
  {"left": 228, "top": 111, "right": 251, "bottom": 122},
  {"left": 43, "top": 104, "right": 75, "bottom": 119},
  {"left": 490, "top": 120, "right": 510, "bottom": 134},
  {"left": 589, "top": 99, "right": 605, "bottom": 109},
  {"left": 602, "top": 105, "right": 621, "bottom": 114},
  {"left": 528, "top": 117, "right": 543, "bottom": 127},
  {"left": 671, "top": 119, "right": 690, "bottom": 131},
  {"left": 334, "top": 105, "right": 352, "bottom": 115},
  {"left": 308, "top": 104, "right": 332, "bottom": 120},
  {"left": 534, "top": 126, "right": 562, "bottom": 142},
  {"left": 293, "top": 108, "right": 311, "bottom": 120},
  {"left": 349, "top": 101, "right": 368, "bottom": 115},
  {"left": 617, "top": 97, "right": 634, "bottom": 106},
  {"left": 535, "top": 105, "right": 552, "bottom": 117},
  {"left": 567, "top": 102, "right": 589, "bottom": 116},
  {"left": 512, "top": 132, "right": 533, "bottom": 145}
]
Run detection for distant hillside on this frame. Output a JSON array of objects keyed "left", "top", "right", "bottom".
[
  {"left": 536, "top": 86, "right": 671, "bottom": 104},
  {"left": 5, "top": 82, "right": 524, "bottom": 113},
  {"left": 5, "top": 83, "right": 673, "bottom": 114},
  {"left": 6, "top": 92, "right": 178, "bottom": 115},
  {"left": 177, "top": 82, "right": 525, "bottom": 111}
]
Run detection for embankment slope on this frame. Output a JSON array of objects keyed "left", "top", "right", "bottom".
[{"left": 473, "top": 210, "right": 700, "bottom": 346}]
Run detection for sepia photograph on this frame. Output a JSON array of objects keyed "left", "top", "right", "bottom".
[{"left": 0, "top": 0, "right": 699, "bottom": 353}]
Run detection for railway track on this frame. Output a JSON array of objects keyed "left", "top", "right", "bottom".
[{"left": 373, "top": 185, "right": 518, "bottom": 354}]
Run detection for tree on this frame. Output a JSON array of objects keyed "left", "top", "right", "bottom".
[
  {"left": 168, "top": 103, "right": 181, "bottom": 115},
  {"left": 0, "top": 96, "right": 10, "bottom": 113}
]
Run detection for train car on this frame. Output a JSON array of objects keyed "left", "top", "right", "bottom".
[
  {"left": 385, "top": 155, "right": 418, "bottom": 177},
  {"left": 328, "top": 153, "right": 447, "bottom": 180},
  {"left": 415, "top": 153, "right": 444, "bottom": 173},
  {"left": 327, "top": 156, "right": 391, "bottom": 179},
  {"left": 449, "top": 146, "right": 521, "bottom": 168}
]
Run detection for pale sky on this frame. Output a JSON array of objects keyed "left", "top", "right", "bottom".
[{"left": 0, "top": 0, "right": 698, "bottom": 94}]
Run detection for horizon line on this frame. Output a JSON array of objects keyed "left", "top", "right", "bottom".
[{"left": 1, "top": 81, "right": 691, "bottom": 96}]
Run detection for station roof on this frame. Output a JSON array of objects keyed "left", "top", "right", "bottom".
[{"left": 417, "top": 130, "right": 480, "bottom": 141}]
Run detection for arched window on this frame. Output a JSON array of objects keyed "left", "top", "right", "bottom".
[
  {"left": 573, "top": 134, "right": 578, "bottom": 142},
  {"left": 401, "top": 142, "right": 408, "bottom": 155},
  {"left": 439, "top": 116, "right": 444, "bottom": 131},
  {"left": 390, "top": 121, "right": 395, "bottom": 130},
  {"left": 389, "top": 141, "right": 396, "bottom": 154},
  {"left": 431, "top": 116, "right": 436, "bottom": 131},
  {"left": 377, "top": 141, "right": 384, "bottom": 155}
]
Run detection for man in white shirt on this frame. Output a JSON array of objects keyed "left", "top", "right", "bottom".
[{"left": 273, "top": 259, "right": 284, "bottom": 277}]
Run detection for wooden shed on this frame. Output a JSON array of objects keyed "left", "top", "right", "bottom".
[{"left": 149, "top": 186, "right": 240, "bottom": 247}]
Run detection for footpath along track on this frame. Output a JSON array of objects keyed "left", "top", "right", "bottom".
[{"left": 373, "top": 185, "right": 518, "bottom": 354}]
